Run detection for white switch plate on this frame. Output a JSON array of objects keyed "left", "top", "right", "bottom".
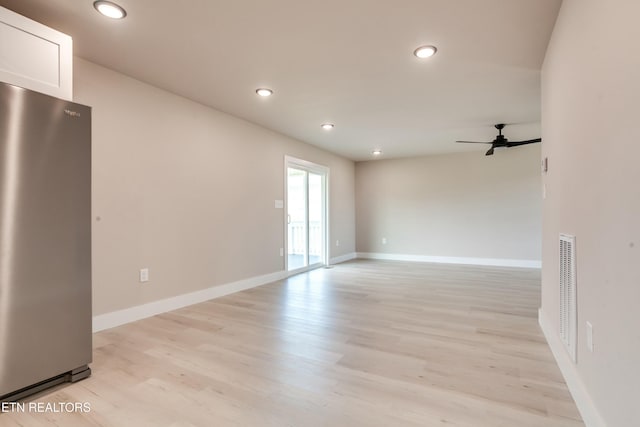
[
  {"left": 382, "top": 237, "right": 387, "bottom": 245},
  {"left": 139, "top": 268, "right": 149, "bottom": 283},
  {"left": 336, "top": 240, "right": 340, "bottom": 247},
  {"left": 275, "top": 200, "right": 284, "bottom": 209},
  {"left": 279, "top": 247, "right": 284, "bottom": 256},
  {"left": 586, "top": 321, "right": 594, "bottom": 352}
]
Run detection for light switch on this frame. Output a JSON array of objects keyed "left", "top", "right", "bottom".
[
  {"left": 275, "top": 200, "right": 284, "bottom": 209},
  {"left": 586, "top": 321, "right": 594, "bottom": 352}
]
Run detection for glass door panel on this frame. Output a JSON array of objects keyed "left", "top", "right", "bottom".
[
  {"left": 308, "top": 172, "right": 324, "bottom": 266},
  {"left": 285, "top": 158, "right": 327, "bottom": 272},
  {"left": 287, "top": 168, "right": 307, "bottom": 270}
]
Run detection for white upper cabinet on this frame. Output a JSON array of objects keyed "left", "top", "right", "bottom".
[{"left": 0, "top": 6, "right": 72, "bottom": 100}]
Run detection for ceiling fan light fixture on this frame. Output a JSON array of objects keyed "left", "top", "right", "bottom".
[
  {"left": 413, "top": 45, "right": 437, "bottom": 59},
  {"left": 93, "top": 1, "right": 127, "bottom": 19},
  {"left": 321, "top": 123, "right": 335, "bottom": 130},
  {"left": 256, "top": 88, "right": 273, "bottom": 97},
  {"left": 372, "top": 149, "right": 383, "bottom": 156}
]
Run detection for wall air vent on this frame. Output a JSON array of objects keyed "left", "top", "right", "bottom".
[{"left": 559, "top": 233, "right": 577, "bottom": 362}]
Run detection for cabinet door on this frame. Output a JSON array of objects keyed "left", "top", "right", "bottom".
[{"left": 0, "top": 6, "right": 72, "bottom": 100}]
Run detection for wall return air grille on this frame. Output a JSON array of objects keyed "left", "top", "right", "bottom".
[{"left": 559, "top": 233, "right": 577, "bottom": 362}]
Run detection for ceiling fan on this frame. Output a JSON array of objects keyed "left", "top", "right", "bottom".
[{"left": 456, "top": 124, "right": 541, "bottom": 156}]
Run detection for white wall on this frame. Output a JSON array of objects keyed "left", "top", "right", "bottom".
[
  {"left": 73, "top": 58, "right": 355, "bottom": 316},
  {"left": 355, "top": 145, "right": 541, "bottom": 265},
  {"left": 541, "top": 1, "right": 640, "bottom": 425}
]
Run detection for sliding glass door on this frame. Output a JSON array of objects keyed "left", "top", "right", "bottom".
[
  {"left": 286, "top": 158, "right": 327, "bottom": 271},
  {"left": 287, "top": 167, "right": 307, "bottom": 270}
]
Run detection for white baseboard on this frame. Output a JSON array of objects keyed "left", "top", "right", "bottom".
[
  {"left": 538, "top": 309, "right": 606, "bottom": 427},
  {"left": 356, "top": 252, "right": 542, "bottom": 269},
  {"left": 93, "top": 255, "right": 360, "bottom": 333},
  {"left": 92, "top": 270, "right": 288, "bottom": 333},
  {"left": 329, "top": 252, "right": 357, "bottom": 265}
]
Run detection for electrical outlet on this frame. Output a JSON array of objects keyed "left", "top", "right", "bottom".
[
  {"left": 586, "top": 321, "right": 594, "bottom": 352},
  {"left": 139, "top": 268, "right": 149, "bottom": 283},
  {"left": 336, "top": 240, "right": 340, "bottom": 247},
  {"left": 382, "top": 237, "right": 387, "bottom": 245}
]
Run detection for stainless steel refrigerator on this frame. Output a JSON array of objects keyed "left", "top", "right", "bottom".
[{"left": 0, "top": 81, "right": 92, "bottom": 401}]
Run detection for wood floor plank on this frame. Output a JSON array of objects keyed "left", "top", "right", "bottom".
[{"left": 1, "top": 260, "right": 583, "bottom": 426}]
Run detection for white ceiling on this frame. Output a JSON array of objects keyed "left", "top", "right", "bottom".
[{"left": 0, "top": 0, "right": 562, "bottom": 161}]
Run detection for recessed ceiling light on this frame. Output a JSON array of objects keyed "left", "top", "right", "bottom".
[
  {"left": 93, "top": 1, "right": 127, "bottom": 19},
  {"left": 321, "top": 123, "right": 334, "bottom": 130},
  {"left": 372, "top": 149, "right": 383, "bottom": 156},
  {"left": 256, "top": 88, "right": 273, "bottom": 97},
  {"left": 413, "top": 45, "right": 437, "bottom": 59}
]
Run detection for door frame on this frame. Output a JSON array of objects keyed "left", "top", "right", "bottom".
[{"left": 284, "top": 156, "right": 330, "bottom": 274}]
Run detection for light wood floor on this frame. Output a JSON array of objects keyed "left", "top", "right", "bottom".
[{"left": 3, "top": 260, "right": 583, "bottom": 426}]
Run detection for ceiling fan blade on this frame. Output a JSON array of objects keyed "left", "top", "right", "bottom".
[
  {"left": 456, "top": 124, "right": 539, "bottom": 156},
  {"left": 508, "top": 138, "right": 542, "bottom": 146}
]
